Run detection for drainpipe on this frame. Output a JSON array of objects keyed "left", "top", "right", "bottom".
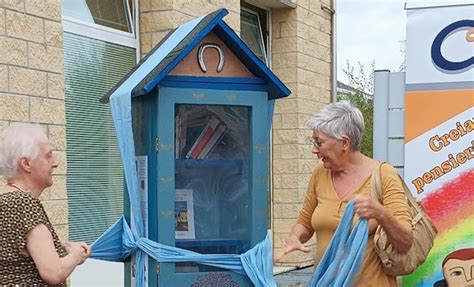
[{"left": 321, "top": 1, "right": 336, "bottom": 103}]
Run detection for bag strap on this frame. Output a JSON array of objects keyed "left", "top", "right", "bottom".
[
  {"left": 370, "top": 162, "right": 430, "bottom": 221},
  {"left": 370, "top": 162, "right": 384, "bottom": 203}
]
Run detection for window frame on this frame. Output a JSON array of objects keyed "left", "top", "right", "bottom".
[
  {"left": 241, "top": 3, "right": 271, "bottom": 68},
  {"left": 62, "top": 0, "right": 140, "bottom": 60}
]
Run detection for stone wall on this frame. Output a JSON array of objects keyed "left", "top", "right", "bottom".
[
  {"left": 140, "top": 0, "right": 240, "bottom": 57},
  {"left": 271, "top": 0, "right": 333, "bottom": 266},
  {"left": 0, "top": 0, "right": 68, "bottom": 241}
]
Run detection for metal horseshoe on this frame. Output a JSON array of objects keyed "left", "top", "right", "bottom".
[{"left": 198, "top": 43, "right": 225, "bottom": 73}]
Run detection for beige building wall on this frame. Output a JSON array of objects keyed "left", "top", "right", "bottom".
[
  {"left": 140, "top": 0, "right": 241, "bottom": 58},
  {"left": 0, "top": 0, "right": 68, "bottom": 241},
  {"left": 271, "top": 0, "right": 333, "bottom": 266}
]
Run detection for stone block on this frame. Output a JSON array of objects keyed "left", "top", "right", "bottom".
[
  {"left": 140, "top": 32, "right": 152, "bottom": 56},
  {"left": 0, "top": 36, "right": 27, "bottom": 66},
  {"left": 45, "top": 20, "right": 62, "bottom": 47},
  {"left": 9, "top": 66, "right": 47, "bottom": 97},
  {"left": 272, "top": 9, "right": 296, "bottom": 23},
  {"left": 273, "top": 188, "right": 299, "bottom": 203},
  {"left": 272, "top": 21, "right": 280, "bottom": 39},
  {"left": 0, "top": 65, "right": 7, "bottom": 92},
  {"left": 0, "top": 0, "right": 24, "bottom": 12},
  {"left": 280, "top": 144, "right": 298, "bottom": 159},
  {"left": 47, "top": 73, "right": 64, "bottom": 99},
  {"left": 272, "top": 113, "right": 282, "bottom": 129},
  {"left": 281, "top": 203, "right": 301, "bottom": 218},
  {"left": 52, "top": 223, "right": 69, "bottom": 242},
  {"left": 151, "top": 0, "right": 173, "bottom": 11},
  {"left": 274, "top": 97, "right": 297, "bottom": 114},
  {"left": 281, "top": 113, "right": 298, "bottom": 129},
  {"left": 281, "top": 174, "right": 301, "bottom": 189},
  {"left": 48, "top": 124, "right": 66, "bottom": 150},
  {"left": 298, "top": 53, "right": 330, "bottom": 76},
  {"left": 273, "top": 129, "right": 299, "bottom": 144},
  {"left": 280, "top": 20, "right": 296, "bottom": 38},
  {"left": 309, "top": 27, "right": 331, "bottom": 48},
  {"left": 6, "top": 10, "right": 44, "bottom": 43},
  {"left": 272, "top": 67, "right": 297, "bottom": 83},
  {"left": 141, "top": 11, "right": 174, "bottom": 32},
  {"left": 151, "top": 31, "right": 169, "bottom": 47},
  {"left": 0, "top": 93, "right": 29, "bottom": 121},
  {"left": 299, "top": 159, "right": 318, "bottom": 174},
  {"left": 140, "top": 0, "right": 151, "bottom": 12},
  {"left": 280, "top": 52, "right": 297, "bottom": 68},
  {"left": 273, "top": 158, "right": 298, "bottom": 174},
  {"left": 0, "top": 8, "right": 5, "bottom": 35},
  {"left": 25, "top": 0, "right": 61, "bottom": 21},
  {"left": 52, "top": 150, "right": 67, "bottom": 175},
  {"left": 43, "top": 175, "right": 67, "bottom": 200},
  {"left": 42, "top": 199, "right": 68, "bottom": 225},
  {"left": 224, "top": 11, "right": 240, "bottom": 33},
  {"left": 272, "top": 143, "right": 282, "bottom": 159},
  {"left": 273, "top": 218, "right": 295, "bottom": 232},
  {"left": 272, "top": 37, "right": 297, "bottom": 53},
  {"left": 30, "top": 97, "right": 65, "bottom": 124},
  {"left": 28, "top": 43, "right": 63, "bottom": 73},
  {"left": 272, "top": 174, "right": 282, "bottom": 189}
]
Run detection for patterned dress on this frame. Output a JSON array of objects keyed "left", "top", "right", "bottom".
[{"left": 0, "top": 190, "right": 67, "bottom": 286}]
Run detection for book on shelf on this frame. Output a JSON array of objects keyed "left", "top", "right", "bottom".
[
  {"left": 185, "top": 116, "right": 220, "bottom": 159},
  {"left": 197, "top": 123, "right": 227, "bottom": 159}
]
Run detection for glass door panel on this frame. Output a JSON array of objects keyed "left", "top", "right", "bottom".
[{"left": 174, "top": 104, "right": 251, "bottom": 273}]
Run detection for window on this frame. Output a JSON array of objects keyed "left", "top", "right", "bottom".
[
  {"left": 62, "top": 0, "right": 138, "bottom": 244},
  {"left": 240, "top": 3, "right": 269, "bottom": 65},
  {"left": 64, "top": 33, "right": 136, "bottom": 243},
  {"left": 62, "top": 0, "right": 133, "bottom": 33}
]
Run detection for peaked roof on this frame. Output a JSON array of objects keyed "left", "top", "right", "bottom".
[{"left": 101, "top": 8, "right": 291, "bottom": 103}]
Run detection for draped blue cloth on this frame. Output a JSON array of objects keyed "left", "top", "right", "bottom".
[
  {"left": 307, "top": 200, "right": 368, "bottom": 287},
  {"left": 91, "top": 216, "right": 276, "bottom": 286}
]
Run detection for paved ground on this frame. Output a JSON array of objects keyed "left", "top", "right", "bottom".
[{"left": 274, "top": 266, "right": 314, "bottom": 287}]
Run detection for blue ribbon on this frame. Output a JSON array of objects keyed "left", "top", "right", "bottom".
[{"left": 307, "top": 200, "right": 368, "bottom": 287}]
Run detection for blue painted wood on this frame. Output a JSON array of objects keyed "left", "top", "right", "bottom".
[
  {"left": 153, "top": 86, "right": 268, "bottom": 286},
  {"left": 160, "top": 76, "right": 268, "bottom": 92}
]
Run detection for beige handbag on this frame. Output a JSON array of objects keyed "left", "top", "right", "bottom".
[{"left": 370, "top": 163, "right": 438, "bottom": 276}]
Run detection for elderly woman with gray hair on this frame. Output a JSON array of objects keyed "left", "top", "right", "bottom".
[
  {"left": 275, "top": 101, "right": 413, "bottom": 286},
  {"left": 0, "top": 123, "right": 91, "bottom": 285}
]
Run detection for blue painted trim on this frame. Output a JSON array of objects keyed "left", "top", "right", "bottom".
[
  {"left": 160, "top": 76, "right": 267, "bottom": 92},
  {"left": 163, "top": 75, "right": 266, "bottom": 84},
  {"left": 142, "top": 10, "right": 229, "bottom": 94},
  {"left": 214, "top": 21, "right": 291, "bottom": 100}
]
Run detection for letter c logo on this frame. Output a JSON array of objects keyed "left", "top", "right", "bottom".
[{"left": 431, "top": 20, "right": 474, "bottom": 71}]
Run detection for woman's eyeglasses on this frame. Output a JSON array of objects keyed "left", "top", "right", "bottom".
[{"left": 310, "top": 138, "right": 322, "bottom": 148}]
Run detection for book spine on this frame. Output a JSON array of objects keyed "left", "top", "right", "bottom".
[
  {"left": 187, "top": 117, "right": 220, "bottom": 159},
  {"left": 198, "top": 124, "right": 227, "bottom": 159}
]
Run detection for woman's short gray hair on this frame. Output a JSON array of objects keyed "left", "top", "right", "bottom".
[
  {"left": 0, "top": 123, "right": 47, "bottom": 180},
  {"left": 307, "top": 101, "right": 365, "bottom": 151}
]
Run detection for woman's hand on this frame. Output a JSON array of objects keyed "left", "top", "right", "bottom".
[
  {"left": 274, "top": 234, "right": 311, "bottom": 263},
  {"left": 64, "top": 241, "right": 91, "bottom": 265},
  {"left": 353, "top": 194, "right": 384, "bottom": 220}
]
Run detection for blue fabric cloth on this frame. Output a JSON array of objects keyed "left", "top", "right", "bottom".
[
  {"left": 307, "top": 200, "right": 368, "bottom": 287},
  {"left": 91, "top": 216, "right": 276, "bottom": 286}
]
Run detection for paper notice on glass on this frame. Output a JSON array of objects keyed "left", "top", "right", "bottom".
[{"left": 175, "top": 189, "right": 195, "bottom": 239}]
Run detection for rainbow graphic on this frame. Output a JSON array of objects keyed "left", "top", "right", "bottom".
[
  {"left": 403, "top": 4, "right": 473, "bottom": 286},
  {"left": 402, "top": 169, "right": 474, "bottom": 286}
]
